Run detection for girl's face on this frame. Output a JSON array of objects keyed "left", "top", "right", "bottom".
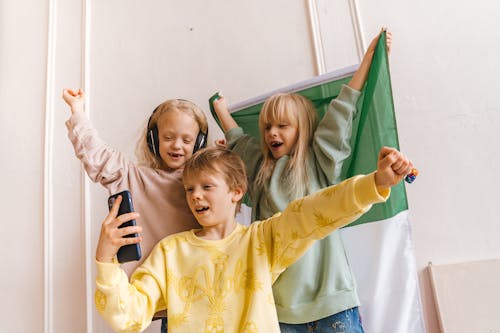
[
  {"left": 184, "top": 171, "right": 243, "bottom": 239},
  {"left": 157, "top": 110, "right": 200, "bottom": 170},
  {"left": 263, "top": 117, "right": 299, "bottom": 159}
]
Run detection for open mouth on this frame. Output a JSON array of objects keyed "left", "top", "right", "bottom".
[
  {"left": 169, "top": 152, "right": 184, "bottom": 158},
  {"left": 270, "top": 141, "right": 283, "bottom": 148},
  {"left": 195, "top": 206, "right": 209, "bottom": 213}
]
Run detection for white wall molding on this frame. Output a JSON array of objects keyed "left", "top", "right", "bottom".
[
  {"left": 44, "top": 1, "right": 91, "bottom": 332},
  {"left": 347, "top": 0, "right": 365, "bottom": 61},
  {"left": 43, "top": 0, "right": 58, "bottom": 332},
  {"left": 307, "top": 0, "right": 327, "bottom": 75},
  {"left": 83, "top": 2, "right": 93, "bottom": 332}
]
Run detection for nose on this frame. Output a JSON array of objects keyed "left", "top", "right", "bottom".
[
  {"left": 267, "top": 126, "right": 278, "bottom": 136},
  {"left": 190, "top": 187, "right": 202, "bottom": 200},
  {"left": 172, "top": 138, "right": 182, "bottom": 149}
]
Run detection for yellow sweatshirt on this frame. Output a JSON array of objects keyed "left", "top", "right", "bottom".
[{"left": 95, "top": 173, "right": 389, "bottom": 333}]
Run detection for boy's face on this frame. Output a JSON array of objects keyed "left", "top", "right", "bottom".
[
  {"left": 183, "top": 171, "right": 243, "bottom": 231},
  {"left": 157, "top": 111, "right": 199, "bottom": 170}
]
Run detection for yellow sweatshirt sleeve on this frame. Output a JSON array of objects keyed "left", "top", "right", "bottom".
[
  {"left": 259, "top": 172, "right": 389, "bottom": 278},
  {"left": 94, "top": 243, "right": 168, "bottom": 333}
]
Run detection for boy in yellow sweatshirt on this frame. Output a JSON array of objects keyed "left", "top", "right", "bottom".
[{"left": 94, "top": 146, "right": 413, "bottom": 333}]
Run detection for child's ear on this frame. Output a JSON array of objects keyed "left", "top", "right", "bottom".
[{"left": 231, "top": 187, "right": 244, "bottom": 203}]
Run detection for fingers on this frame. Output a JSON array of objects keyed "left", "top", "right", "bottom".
[
  {"left": 378, "top": 148, "right": 398, "bottom": 170},
  {"left": 110, "top": 212, "right": 141, "bottom": 232},
  {"left": 378, "top": 146, "right": 397, "bottom": 159},
  {"left": 391, "top": 153, "right": 412, "bottom": 175},
  {"left": 105, "top": 195, "right": 122, "bottom": 224},
  {"left": 62, "top": 88, "right": 84, "bottom": 98},
  {"left": 103, "top": 195, "right": 140, "bottom": 228},
  {"left": 385, "top": 31, "right": 392, "bottom": 54},
  {"left": 378, "top": 146, "right": 412, "bottom": 174},
  {"left": 103, "top": 221, "right": 142, "bottom": 241},
  {"left": 212, "top": 94, "right": 228, "bottom": 113},
  {"left": 118, "top": 234, "right": 143, "bottom": 246},
  {"left": 378, "top": 26, "right": 392, "bottom": 54},
  {"left": 116, "top": 222, "right": 143, "bottom": 238},
  {"left": 213, "top": 94, "right": 226, "bottom": 104},
  {"left": 62, "top": 89, "right": 73, "bottom": 101},
  {"left": 77, "top": 89, "right": 85, "bottom": 98},
  {"left": 101, "top": 210, "right": 142, "bottom": 244},
  {"left": 109, "top": 224, "right": 142, "bottom": 249},
  {"left": 63, "top": 88, "right": 76, "bottom": 97}
]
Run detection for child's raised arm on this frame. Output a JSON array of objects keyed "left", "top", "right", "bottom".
[
  {"left": 212, "top": 94, "right": 239, "bottom": 133},
  {"left": 95, "top": 195, "right": 142, "bottom": 263},
  {"left": 374, "top": 146, "right": 413, "bottom": 191},
  {"left": 62, "top": 88, "right": 85, "bottom": 114},
  {"left": 348, "top": 29, "right": 392, "bottom": 91}
]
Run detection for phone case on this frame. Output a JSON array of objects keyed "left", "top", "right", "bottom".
[{"left": 108, "top": 190, "right": 142, "bottom": 263}]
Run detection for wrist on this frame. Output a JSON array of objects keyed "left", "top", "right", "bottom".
[
  {"left": 71, "top": 107, "right": 84, "bottom": 114},
  {"left": 374, "top": 171, "right": 389, "bottom": 192},
  {"left": 360, "top": 53, "right": 374, "bottom": 68},
  {"left": 96, "top": 254, "right": 116, "bottom": 263}
]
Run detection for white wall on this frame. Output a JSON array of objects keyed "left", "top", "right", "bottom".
[
  {"left": 359, "top": 1, "right": 500, "bottom": 330},
  {"left": 0, "top": 1, "right": 47, "bottom": 332},
  {"left": 2, "top": 0, "right": 500, "bottom": 332}
]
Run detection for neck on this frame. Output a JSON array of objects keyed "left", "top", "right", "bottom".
[
  {"left": 160, "top": 163, "right": 182, "bottom": 173},
  {"left": 195, "top": 220, "right": 237, "bottom": 240}
]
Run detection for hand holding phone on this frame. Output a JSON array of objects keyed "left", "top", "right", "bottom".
[{"left": 107, "top": 190, "right": 142, "bottom": 263}]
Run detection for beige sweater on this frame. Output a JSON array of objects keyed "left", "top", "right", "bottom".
[{"left": 66, "top": 111, "right": 200, "bottom": 276}]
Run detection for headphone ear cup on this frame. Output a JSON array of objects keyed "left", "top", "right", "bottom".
[
  {"left": 193, "top": 131, "right": 207, "bottom": 153},
  {"left": 147, "top": 126, "right": 159, "bottom": 156},
  {"left": 146, "top": 106, "right": 161, "bottom": 157}
]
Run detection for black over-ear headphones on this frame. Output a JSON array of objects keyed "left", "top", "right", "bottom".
[{"left": 146, "top": 100, "right": 208, "bottom": 157}]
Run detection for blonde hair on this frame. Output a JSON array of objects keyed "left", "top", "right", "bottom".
[
  {"left": 136, "top": 99, "right": 208, "bottom": 169},
  {"left": 183, "top": 147, "right": 248, "bottom": 214},
  {"left": 255, "top": 93, "right": 317, "bottom": 198}
]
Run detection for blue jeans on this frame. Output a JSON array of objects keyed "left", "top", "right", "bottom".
[
  {"left": 160, "top": 317, "right": 167, "bottom": 333},
  {"left": 279, "top": 307, "right": 365, "bottom": 333}
]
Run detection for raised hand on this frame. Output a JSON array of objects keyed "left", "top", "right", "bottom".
[
  {"left": 95, "top": 195, "right": 142, "bottom": 263},
  {"left": 212, "top": 94, "right": 228, "bottom": 115},
  {"left": 374, "top": 146, "right": 413, "bottom": 190},
  {"left": 348, "top": 28, "right": 392, "bottom": 91},
  {"left": 62, "top": 88, "right": 85, "bottom": 114},
  {"left": 211, "top": 93, "right": 238, "bottom": 132},
  {"left": 366, "top": 28, "right": 392, "bottom": 55},
  {"left": 385, "top": 29, "right": 392, "bottom": 54}
]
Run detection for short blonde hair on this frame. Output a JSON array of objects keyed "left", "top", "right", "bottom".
[
  {"left": 255, "top": 93, "right": 317, "bottom": 198},
  {"left": 183, "top": 147, "right": 248, "bottom": 214},
  {"left": 136, "top": 99, "right": 208, "bottom": 169}
]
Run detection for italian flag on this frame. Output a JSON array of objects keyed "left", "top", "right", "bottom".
[{"left": 210, "top": 32, "right": 425, "bottom": 333}]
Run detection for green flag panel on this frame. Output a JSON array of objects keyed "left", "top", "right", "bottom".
[{"left": 210, "top": 32, "right": 408, "bottom": 226}]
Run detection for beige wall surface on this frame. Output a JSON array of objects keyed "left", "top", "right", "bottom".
[
  {"left": 428, "top": 259, "right": 500, "bottom": 332},
  {"left": 2, "top": 0, "right": 500, "bottom": 333},
  {"left": 0, "top": 1, "right": 47, "bottom": 332}
]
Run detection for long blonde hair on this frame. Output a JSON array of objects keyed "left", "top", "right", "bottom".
[
  {"left": 136, "top": 99, "right": 208, "bottom": 169},
  {"left": 254, "top": 93, "right": 317, "bottom": 198}
]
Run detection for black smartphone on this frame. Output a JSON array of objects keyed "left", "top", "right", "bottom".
[{"left": 108, "top": 190, "right": 142, "bottom": 263}]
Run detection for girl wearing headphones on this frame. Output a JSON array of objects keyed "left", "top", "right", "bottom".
[{"left": 62, "top": 89, "right": 208, "bottom": 332}]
